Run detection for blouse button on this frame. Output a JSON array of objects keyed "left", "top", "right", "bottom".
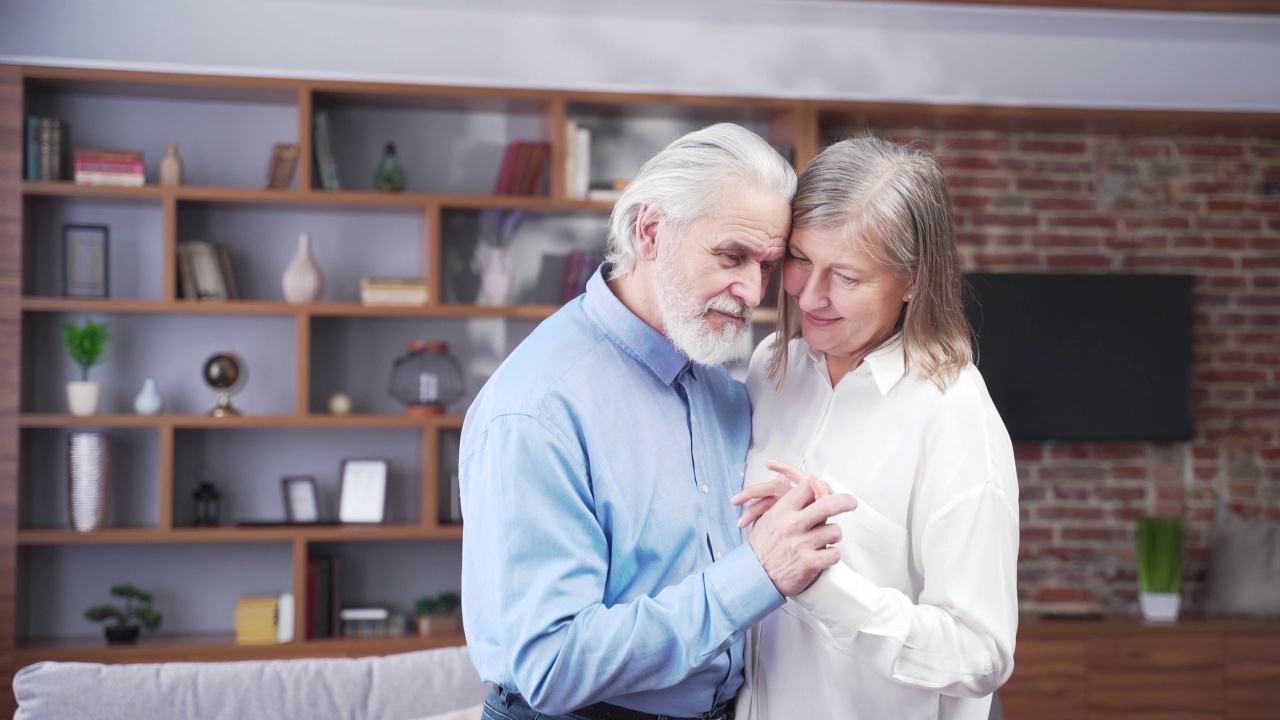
[{"left": 700, "top": 484, "right": 709, "bottom": 494}]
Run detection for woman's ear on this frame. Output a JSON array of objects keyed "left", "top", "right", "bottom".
[
  {"left": 636, "top": 204, "right": 664, "bottom": 262},
  {"left": 903, "top": 277, "right": 917, "bottom": 303}
]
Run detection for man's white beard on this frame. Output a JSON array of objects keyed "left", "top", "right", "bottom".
[{"left": 655, "top": 251, "right": 753, "bottom": 366}]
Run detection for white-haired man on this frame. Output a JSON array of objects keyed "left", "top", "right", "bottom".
[{"left": 461, "top": 123, "right": 855, "bottom": 720}]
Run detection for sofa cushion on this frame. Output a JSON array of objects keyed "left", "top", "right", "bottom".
[{"left": 14, "top": 645, "right": 489, "bottom": 720}]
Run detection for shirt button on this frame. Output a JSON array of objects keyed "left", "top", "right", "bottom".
[
  {"left": 691, "top": 414, "right": 697, "bottom": 424},
  {"left": 700, "top": 484, "right": 709, "bottom": 493},
  {"left": 715, "top": 551, "right": 723, "bottom": 560}
]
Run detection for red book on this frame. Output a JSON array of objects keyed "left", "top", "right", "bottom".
[{"left": 493, "top": 142, "right": 524, "bottom": 194}]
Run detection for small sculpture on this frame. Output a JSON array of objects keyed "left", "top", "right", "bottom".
[
  {"left": 374, "top": 142, "right": 406, "bottom": 192},
  {"left": 160, "top": 143, "right": 183, "bottom": 187},
  {"left": 133, "top": 378, "right": 162, "bottom": 415}
]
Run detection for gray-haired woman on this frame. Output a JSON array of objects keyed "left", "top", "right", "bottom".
[{"left": 733, "top": 136, "right": 1019, "bottom": 719}]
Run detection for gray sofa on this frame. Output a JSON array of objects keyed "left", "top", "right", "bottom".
[{"left": 13, "top": 645, "right": 489, "bottom": 720}]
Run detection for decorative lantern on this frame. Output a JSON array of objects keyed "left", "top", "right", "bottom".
[
  {"left": 388, "top": 341, "right": 465, "bottom": 416},
  {"left": 193, "top": 481, "right": 221, "bottom": 527}
]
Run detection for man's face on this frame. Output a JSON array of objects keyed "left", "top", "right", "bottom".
[{"left": 654, "top": 185, "right": 790, "bottom": 365}]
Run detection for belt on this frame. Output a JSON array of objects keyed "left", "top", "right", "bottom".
[{"left": 492, "top": 685, "right": 731, "bottom": 720}]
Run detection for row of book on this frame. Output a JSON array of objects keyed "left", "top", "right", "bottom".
[
  {"left": 339, "top": 607, "right": 409, "bottom": 639},
  {"left": 25, "top": 116, "right": 68, "bottom": 181},
  {"left": 493, "top": 141, "right": 551, "bottom": 195},
  {"left": 235, "top": 592, "right": 294, "bottom": 645},
  {"left": 531, "top": 249, "right": 605, "bottom": 305},
  {"left": 178, "top": 240, "right": 239, "bottom": 301},
  {"left": 73, "top": 148, "right": 145, "bottom": 187},
  {"left": 361, "top": 276, "right": 428, "bottom": 306}
]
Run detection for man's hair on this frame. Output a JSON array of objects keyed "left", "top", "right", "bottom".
[
  {"left": 605, "top": 123, "right": 796, "bottom": 278},
  {"left": 769, "top": 136, "right": 973, "bottom": 392}
]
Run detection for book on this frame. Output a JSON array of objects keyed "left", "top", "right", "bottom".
[
  {"left": 266, "top": 142, "right": 300, "bottom": 189},
  {"left": 276, "top": 592, "right": 295, "bottom": 644},
  {"left": 533, "top": 253, "right": 572, "bottom": 305},
  {"left": 312, "top": 112, "right": 341, "bottom": 191},
  {"left": 25, "top": 116, "right": 41, "bottom": 181},
  {"left": 177, "top": 241, "right": 234, "bottom": 301}
]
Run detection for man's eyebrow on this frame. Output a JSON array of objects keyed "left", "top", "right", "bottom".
[{"left": 715, "top": 239, "right": 784, "bottom": 258}]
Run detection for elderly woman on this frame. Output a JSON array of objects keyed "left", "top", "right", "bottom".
[{"left": 733, "top": 137, "right": 1019, "bottom": 720}]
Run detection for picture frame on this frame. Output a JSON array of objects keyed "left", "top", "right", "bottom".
[
  {"left": 265, "top": 142, "right": 300, "bottom": 189},
  {"left": 338, "top": 459, "right": 388, "bottom": 524},
  {"left": 282, "top": 475, "right": 321, "bottom": 523},
  {"left": 63, "top": 224, "right": 109, "bottom": 297}
]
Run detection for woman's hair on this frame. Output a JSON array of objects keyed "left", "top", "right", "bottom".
[
  {"left": 768, "top": 136, "right": 973, "bottom": 392},
  {"left": 605, "top": 123, "right": 796, "bottom": 278}
]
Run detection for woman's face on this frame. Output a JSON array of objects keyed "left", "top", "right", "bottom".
[{"left": 783, "top": 226, "right": 915, "bottom": 372}]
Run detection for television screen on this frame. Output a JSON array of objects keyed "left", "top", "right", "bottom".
[{"left": 964, "top": 272, "right": 1195, "bottom": 443}]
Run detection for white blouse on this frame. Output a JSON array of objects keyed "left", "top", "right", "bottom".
[{"left": 737, "top": 334, "right": 1020, "bottom": 720}]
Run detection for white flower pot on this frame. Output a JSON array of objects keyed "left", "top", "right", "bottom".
[
  {"left": 66, "top": 381, "right": 102, "bottom": 416},
  {"left": 1139, "top": 591, "right": 1181, "bottom": 623}
]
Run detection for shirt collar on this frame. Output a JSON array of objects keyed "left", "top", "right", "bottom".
[
  {"left": 583, "top": 264, "right": 690, "bottom": 386},
  {"left": 807, "top": 334, "right": 907, "bottom": 395}
]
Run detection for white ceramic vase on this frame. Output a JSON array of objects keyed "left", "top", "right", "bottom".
[
  {"left": 160, "top": 143, "right": 183, "bottom": 186},
  {"left": 282, "top": 232, "right": 324, "bottom": 304},
  {"left": 1139, "top": 591, "right": 1181, "bottom": 623},
  {"left": 133, "top": 378, "right": 163, "bottom": 415},
  {"left": 66, "top": 381, "right": 102, "bottom": 416},
  {"left": 478, "top": 246, "right": 514, "bottom": 306},
  {"left": 67, "top": 431, "right": 111, "bottom": 532}
]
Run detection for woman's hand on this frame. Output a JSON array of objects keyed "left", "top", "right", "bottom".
[{"left": 731, "top": 460, "right": 844, "bottom": 528}]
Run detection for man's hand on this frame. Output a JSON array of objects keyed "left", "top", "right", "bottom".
[{"left": 743, "top": 461, "right": 857, "bottom": 597}]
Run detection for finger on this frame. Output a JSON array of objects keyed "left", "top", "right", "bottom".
[
  {"left": 736, "top": 497, "right": 778, "bottom": 528},
  {"left": 807, "top": 474, "right": 830, "bottom": 499},
  {"left": 764, "top": 460, "right": 807, "bottom": 486},
  {"left": 797, "top": 493, "right": 857, "bottom": 528},
  {"left": 730, "top": 478, "right": 790, "bottom": 506}
]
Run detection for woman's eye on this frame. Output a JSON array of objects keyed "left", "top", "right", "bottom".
[
  {"left": 834, "top": 272, "right": 856, "bottom": 286},
  {"left": 788, "top": 254, "right": 811, "bottom": 266}
]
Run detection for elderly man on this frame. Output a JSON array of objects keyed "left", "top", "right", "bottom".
[{"left": 461, "top": 123, "right": 855, "bottom": 720}]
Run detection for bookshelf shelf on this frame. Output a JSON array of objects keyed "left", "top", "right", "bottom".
[
  {"left": 14, "top": 632, "right": 465, "bottom": 665},
  {"left": 18, "top": 414, "right": 465, "bottom": 429},
  {"left": 18, "top": 524, "right": 461, "bottom": 546}
]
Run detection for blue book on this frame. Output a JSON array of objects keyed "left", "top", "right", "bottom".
[{"left": 25, "top": 116, "right": 41, "bottom": 181}]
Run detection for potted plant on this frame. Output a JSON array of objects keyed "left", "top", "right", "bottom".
[
  {"left": 1136, "top": 516, "right": 1184, "bottom": 623},
  {"left": 414, "top": 590, "right": 462, "bottom": 637},
  {"left": 84, "top": 583, "right": 162, "bottom": 644},
  {"left": 62, "top": 319, "right": 113, "bottom": 416}
]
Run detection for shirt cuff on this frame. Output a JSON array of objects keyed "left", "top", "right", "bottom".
[
  {"left": 792, "top": 562, "right": 879, "bottom": 638},
  {"left": 705, "top": 543, "right": 784, "bottom": 629}
]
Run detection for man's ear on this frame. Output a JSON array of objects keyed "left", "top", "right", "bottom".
[{"left": 636, "top": 204, "right": 664, "bottom": 262}]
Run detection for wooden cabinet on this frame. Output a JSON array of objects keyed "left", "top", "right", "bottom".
[{"left": 1002, "top": 617, "right": 1280, "bottom": 720}]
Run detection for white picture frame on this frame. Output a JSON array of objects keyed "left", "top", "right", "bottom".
[
  {"left": 282, "top": 476, "right": 320, "bottom": 523},
  {"left": 339, "top": 459, "right": 388, "bottom": 524}
]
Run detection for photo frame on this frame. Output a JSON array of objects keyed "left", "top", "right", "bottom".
[
  {"left": 282, "top": 475, "right": 320, "bottom": 523},
  {"left": 338, "top": 459, "right": 388, "bottom": 524},
  {"left": 63, "top": 224, "right": 109, "bottom": 298}
]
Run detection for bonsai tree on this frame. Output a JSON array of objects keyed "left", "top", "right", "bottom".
[
  {"left": 84, "top": 583, "right": 162, "bottom": 640},
  {"left": 62, "top": 319, "right": 113, "bottom": 382},
  {"left": 414, "top": 590, "right": 461, "bottom": 617},
  {"left": 414, "top": 590, "right": 462, "bottom": 637}
]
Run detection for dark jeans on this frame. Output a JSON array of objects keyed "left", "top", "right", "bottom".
[{"left": 481, "top": 687, "right": 732, "bottom": 720}]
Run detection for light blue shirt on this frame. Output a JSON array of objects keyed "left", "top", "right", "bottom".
[{"left": 460, "top": 266, "right": 783, "bottom": 717}]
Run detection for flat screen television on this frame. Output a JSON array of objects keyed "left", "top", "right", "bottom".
[{"left": 963, "top": 272, "right": 1195, "bottom": 443}]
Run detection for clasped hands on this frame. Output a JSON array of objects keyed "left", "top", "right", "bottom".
[{"left": 730, "top": 460, "right": 857, "bottom": 597}]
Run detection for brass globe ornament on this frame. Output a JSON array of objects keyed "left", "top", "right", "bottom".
[{"left": 203, "top": 352, "right": 248, "bottom": 417}]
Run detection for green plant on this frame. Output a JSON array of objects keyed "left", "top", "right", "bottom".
[
  {"left": 414, "top": 590, "right": 461, "bottom": 617},
  {"left": 61, "top": 319, "right": 113, "bottom": 382},
  {"left": 1136, "top": 516, "right": 1184, "bottom": 594},
  {"left": 83, "top": 583, "right": 163, "bottom": 630}
]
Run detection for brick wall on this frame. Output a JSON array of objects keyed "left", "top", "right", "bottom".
[{"left": 853, "top": 124, "right": 1280, "bottom": 612}]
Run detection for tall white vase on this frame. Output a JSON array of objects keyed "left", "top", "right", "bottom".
[
  {"left": 282, "top": 232, "right": 324, "bottom": 304},
  {"left": 68, "top": 431, "right": 111, "bottom": 532}
]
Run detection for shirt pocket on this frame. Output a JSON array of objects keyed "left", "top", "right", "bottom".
[{"left": 833, "top": 501, "right": 910, "bottom": 594}]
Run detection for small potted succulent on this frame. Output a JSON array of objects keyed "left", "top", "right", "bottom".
[
  {"left": 414, "top": 590, "right": 462, "bottom": 637},
  {"left": 62, "top": 319, "right": 113, "bottom": 416},
  {"left": 84, "top": 583, "right": 162, "bottom": 644}
]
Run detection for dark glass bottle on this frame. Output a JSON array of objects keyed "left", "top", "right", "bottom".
[{"left": 374, "top": 141, "right": 406, "bottom": 192}]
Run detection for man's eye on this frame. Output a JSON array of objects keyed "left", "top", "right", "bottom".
[{"left": 722, "top": 253, "right": 743, "bottom": 264}]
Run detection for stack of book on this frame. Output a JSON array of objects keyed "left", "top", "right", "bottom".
[
  {"left": 73, "top": 148, "right": 145, "bottom": 187},
  {"left": 360, "top": 277, "right": 428, "bottom": 306},
  {"left": 338, "top": 607, "right": 407, "bottom": 638},
  {"left": 235, "top": 595, "right": 279, "bottom": 645},
  {"left": 25, "top": 116, "right": 68, "bottom": 181}
]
